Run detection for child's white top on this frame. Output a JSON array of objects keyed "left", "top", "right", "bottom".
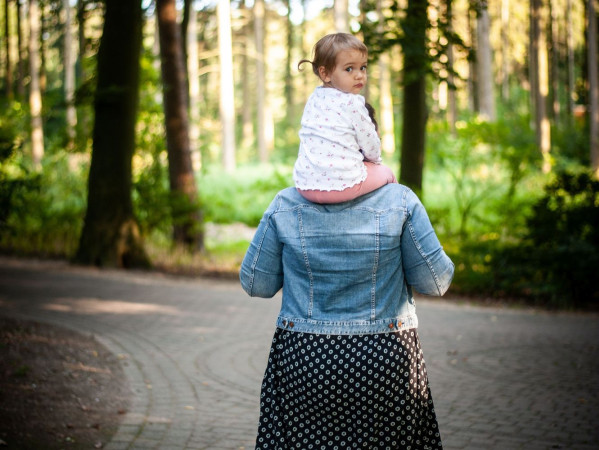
[{"left": 293, "top": 86, "right": 382, "bottom": 191}]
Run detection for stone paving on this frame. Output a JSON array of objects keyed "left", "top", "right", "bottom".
[{"left": 0, "top": 256, "right": 598, "bottom": 450}]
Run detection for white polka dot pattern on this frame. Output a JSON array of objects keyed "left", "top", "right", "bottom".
[{"left": 255, "top": 329, "right": 442, "bottom": 449}]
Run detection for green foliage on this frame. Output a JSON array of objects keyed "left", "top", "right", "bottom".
[
  {"left": 198, "top": 165, "right": 293, "bottom": 226},
  {"left": 425, "top": 115, "right": 541, "bottom": 241},
  {"left": 489, "top": 170, "right": 599, "bottom": 308}
]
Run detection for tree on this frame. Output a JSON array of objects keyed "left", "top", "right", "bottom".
[
  {"left": 218, "top": 0, "right": 235, "bottom": 171},
  {"left": 377, "top": 0, "right": 395, "bottom": 155},
  {"left": 75, "top": 0, "right": 148, "bottom": 268},
  {"left": 531, "top": 0, "right": 551, "bottom": 173},
  {"left": 284, "top": 0, "right": 295, "bottom": 125},
  {"left": 64, "top": 0, "right": 77, "bottom": 147},
  {"left": 187, "top": 1, "right": 201, "bottom": 171},
  {"left": 157, "top": 0, "right": 203, "bottom": 249},
  {"left": 4, "top": 0, "right": 13, "bottom": 100},
  {"left": 335, "top": 0, "right": 350, "bottom": 32},
  {"left": 399, "top": 0, "right": 429, "bottom": 196},
  {"left": 588, "top": 0, "right": 599, "bottom": 177},
  {"left": 16, "top": 0, "right": 25, "bottom": 99},
  {"left": 475, "top": 0, "right": 495, "bottom": 121},
  {"left": 29, "top": 0, "right": 44, "bottom": 169},
  {"left": 254, "top": 0, "right": 266, "bottom": 161}
]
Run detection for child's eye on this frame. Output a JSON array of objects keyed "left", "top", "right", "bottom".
[
  {"left": 361, "top": 65, "right": 368, "bottom": 71},
  {"left": 345, "top": 67, "right": 353, "bottom": 72}
]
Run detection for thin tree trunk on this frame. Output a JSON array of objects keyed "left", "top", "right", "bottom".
[
  {"left": 254, "top": 0, "right": 268, "bottom": 162},
  {"left": 550, "top": 0, "right": 560, "bottom": 121},
  {"left": 39, "top": 0, "right": 46, "bottom": 92},
  {"left": 75, "top": 0, "right": 148, "bottom": 268},
  {"left": 529, "top": 0, "right": 538, "bottom": 125},
  {"left": 501, "top": 0, "right": 510, "bottom": 101},
  {"left": 588, "top": 0, "right": 599, "bottom": 177},
  {"left": 532, "top": 0, "right": 551, "bottom": 173},
  {"left": 467, "top": 3, "right": 478, "bottom": 112},
  {"left": 285, "top": 0, "right": 294, "bottom": 125},
  {"left": 5, "top": 0, "right": 13, "bottom": 100},
  {"left": 157, "top": 0, "right": 203, "bottom": 249},
  {"left": 64, "top": 0, "right": 77, "bottom": 146},
  {"left": 16, "top": 0, "right": 25, "bottom": 99},
  {"left": 239, "top": 0, "right": 253, "bottom": 151},
  {"left": 218, "top": 0, "right": 236, "bottom": 171},
  {"left": 334, "top": 0, "right": 349, "bottom": 32},
  {"left": 476, "top": 0, "right": 495, "bottom": 120},
  {"left": 301, "top": 0, "right": 310, "bottom": 102},
  {"left": 447, "top": 0, "right": 457, "bottom": 135},
  {"left": 76, "top": 0, "right": 90, "bottom": 139},
  {"left": 187, "top": 2, "right": 201, "bottom": 172},
  {"left": 566, "top": 0, "right": 575, "bottom": 118},
  {"left": 29, "top": 0, "right": 44, "bottom": 169},
  {"left": 377, "top": 0, "right": 395, "bottom": 154},
  {"left": 400, "top": 0, "right": 428, "bottom": 196},
  {"left": 181, "top": 0, "right": 191, "bottom": 108}
]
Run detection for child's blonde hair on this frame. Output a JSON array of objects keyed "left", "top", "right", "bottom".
[{"left": 298, "top": 33, "right": 368, "bottom": 80}]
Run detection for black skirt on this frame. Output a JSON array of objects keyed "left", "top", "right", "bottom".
[{"left": 255, "top": 328, "right": 443, "bottom": 449}]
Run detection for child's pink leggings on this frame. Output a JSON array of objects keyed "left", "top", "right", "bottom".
[{"left": 297, "top": 162, "right": 397, "bottom": 204}]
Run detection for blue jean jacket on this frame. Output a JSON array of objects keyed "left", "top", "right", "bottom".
[{"left": 240, "top": 185, "right": 454, "bottom": 335}]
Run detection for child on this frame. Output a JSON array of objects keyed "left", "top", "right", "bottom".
[{"left": 293, "top": 33, "right": 396, "bottom": 204}]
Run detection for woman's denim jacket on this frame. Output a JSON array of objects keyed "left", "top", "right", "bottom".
[{"left": 240, "top": 185, "right": 454, "bottom": 335}]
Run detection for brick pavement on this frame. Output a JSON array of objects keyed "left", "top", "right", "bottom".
[{"left": 0, "top": 256, "right": 598, "bottom": 450}]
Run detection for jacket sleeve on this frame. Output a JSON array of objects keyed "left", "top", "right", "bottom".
[
  {"left": 239, "top": 198, "right": 284, "bottom": 298},
  {"left": 401, "top": 190, "right": 454, "bottom": 296}
]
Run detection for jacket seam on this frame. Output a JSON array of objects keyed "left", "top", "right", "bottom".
[
  {"left": 298, "top": 208, "right": 315, "bottom": 318},
  {"left": 370, "top": 214, "right": 380, "bottom": 320}
]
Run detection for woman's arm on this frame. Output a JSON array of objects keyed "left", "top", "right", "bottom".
[
  {"left": 401, "top": 190, "right": 454, "bottom": 296},
  {"left": 239, "top": 200, "right": 284, "bottom": 298}
]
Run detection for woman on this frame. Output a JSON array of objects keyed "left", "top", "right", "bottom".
[{"left": 240, "top": 183, "right": 454, "bottom": 449}]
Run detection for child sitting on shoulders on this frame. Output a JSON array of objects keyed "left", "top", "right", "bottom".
[{"left": 293, "top": 32, "right": 396, "bottom": 204}]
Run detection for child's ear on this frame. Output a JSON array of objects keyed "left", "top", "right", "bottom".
[{"left": 318, "top": 66, "right": 330, "bottom": 83}]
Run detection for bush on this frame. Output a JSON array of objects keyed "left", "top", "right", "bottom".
[{"left": 490, "top": 170, "right": 599, "bottom": 308}]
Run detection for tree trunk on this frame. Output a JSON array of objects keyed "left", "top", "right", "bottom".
[
  {"left": 254, "top": 0, "right": 269, "bottom": 162},
  {"left": 285, "top": 0, "right": 295, "bottom": 125},
  {"left": 16, "top": 0, "right": 25, "bottom": 99},
  {"left": 29, "top": 0, "right": 44, "bottom": 169},
  {"left": 4, "top": 0, "right": 13, "bottom": 100},
  {"left": 550, "top": 0, "right": 560, "bottom": 121},
  {"left": 218, "top": 0, "right": 236, "bottom": 171},
  {"left": 64, "top": 0, "right": 77, "bottom": 146},
  {"left": 467, "top": 3, "right": 479, "bottom": 113},
  {"left": 532, "top": 0, "right": 551, "bottom": 173},
  {"left": 588, "top": 0, "right": 599, "bottom": 177},
  {"left": 566, "top": 0, "right": 575, "bottom": 118},
  {"left": 400, "top": 0, "right": 428, "bottom": 197},
  {"left": 377, "top": 0, "right": 395, "bottom": 154},
  {"left": 75, "top": 0, "right": 148, "bottom": 268},
  {"left": 157, "top": 0, "right": 203, "bottom": 249},
  {"left": 476, "top": 0, "right": 495, "bottom": 121},
  {"left": 39, "top": 1, "right": 46, "bottom": 92},
  {"left": 187, "top": 2, "right": 201, "bottom": 172},
  {"left": 335, "top": 0, "right": 349, "bottom": 32},
  {"left": 501, "top": 0, "right": 510, "bottom": 101},
  {"left": 239, "top": 0, "right": 253, "bottom": 151},
  {"left": 76, "top": 0, "right": 90, "bottom": 139},
  {"left": 447, "top": 0, "right": 457, "bottom": 135}
]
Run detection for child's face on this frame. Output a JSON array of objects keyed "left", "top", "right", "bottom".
[{"left": 320, "top": 49, "right": 368, "bottom": 95}]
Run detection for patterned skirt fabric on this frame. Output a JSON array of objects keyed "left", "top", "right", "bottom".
[{"left": 255, "top": 328, "right": 443, "bottom": 449}]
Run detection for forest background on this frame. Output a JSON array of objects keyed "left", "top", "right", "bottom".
[{"left": 0, "top": 0, "right": 597, "bottom": 310}]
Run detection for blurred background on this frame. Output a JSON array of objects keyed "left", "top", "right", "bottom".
[{"left": 0, "top": 0, "right": 597, "bottom": 310}]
